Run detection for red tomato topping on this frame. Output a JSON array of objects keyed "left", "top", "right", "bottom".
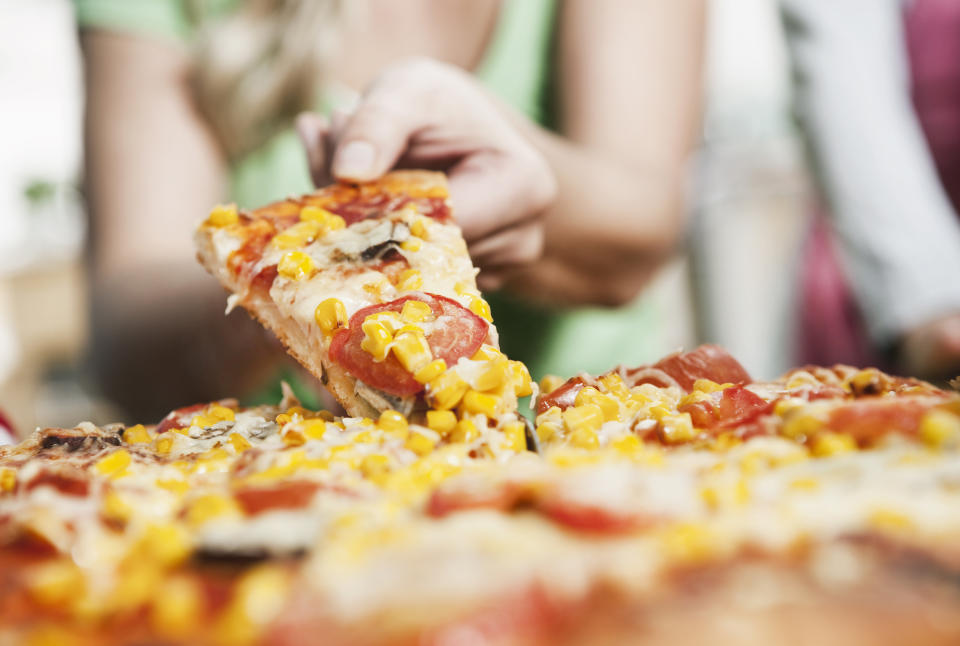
[
  {"left": 679, "top": 386, "right": 773, "bottom": 432},
  {"left": 326, "top": 194, "right": 451, "bottom": 226},
  {"left": 24, "top": 469, "right": 89, "bottom": 497},
  {"left": 427, "top": 481, "right": 525, "bottom": 518},
  {"left": 535, "top": 378, "right": 585, "bottom": 415},
  {"left": 537, "top": 498, "right": 656, "bottom": 534},
  {"left": 826, "top": 398, "right": 934, "bottom": 446},
  {"left": 234, "top": 481, "right": 322, "bottom": 516},
  {"left": 154, "top": 403, "right": 207, "bottom": 434},
  {"left": 627, "top": 344, "right": 752, "bottom": 392},
  {"left": 329, "top": 294, "right": 488, "bottom": 397}
]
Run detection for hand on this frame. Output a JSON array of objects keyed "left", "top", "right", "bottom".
[
  {"left": 295, "top": 58, "right": 556, "bottom": 290},
  {"left": 899, "top": 314, "right": 960, "bottom": 381}
]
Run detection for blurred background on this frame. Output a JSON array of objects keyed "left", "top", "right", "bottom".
[{"left": 2, "top": 0, "right": 957, "bottom": 434}]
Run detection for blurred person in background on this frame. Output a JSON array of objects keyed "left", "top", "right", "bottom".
[
  {"left": 782, "top": 0, "right": 960, "bottom": 381},
  {"left": 79, "top": 0, "right": 705, "bottom": 420}
]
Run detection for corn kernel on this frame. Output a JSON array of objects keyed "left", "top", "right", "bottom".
[
  {"left": 229, "top": 432, "right": 252, "bottom": 453},
  {"left": 360, "top": 319, "right": 393, "bottom": 361},
  {"left": 186, "top": 494, "right": 238, "bottom": 526},
  {"left": 812, "top": 432, "right": 857, "bottom": 457},
  {"left": 406, "top": 430, "right": 438, "bottom": 456},
  {"left": 207, "top": 203, "right": 238, "bottom": 227},
  {"left": 299, "top": 205, "right": 335, "bottom": 223},
  {"left": 360, "top": 454, "right": 392, "bottom": 480},
  {"left": 658, "top": 522, "right": 714, "bottom": 563},
  {"left": 392, "top": 331, "right": 433, "bottom": 373},
  {"left": 782, "top": 413, "right": 823, "bottom": 440},
  {"left": 95, "top": 449, "right": 131, "bottom": 478},
  {"left": 102, "top": 491, "right": 132, "bottom": 523},
  {"left": 427, "top": 371, "right": 469, "bottom": 410},
  {"left": 327, "top": 214, "right": 346, "bottom": 230},
  {"left": 0, "top": 467, "right": 16, "bottom": 493},
  {"left": 451, "top": 419, "right": 480, "bottom": 443},
  {"left": 611, "top": 433, "right": 642, "bottom": 455},
  {"left": 474, "top": 358, "right": 509, "bottom": 392},
  {"left": 414, "top": 358, "right": 447, "bottom": 384},
  {"left": 536, "top": 422, "right": 559, "bottom": 443},
  {"left": 397, "top": 269, "right": 423, "bottom": 291},
  {"left": 271, "top": 221, "right": 322, "bottom": 249},
  {"left": 282, "top": 428, "right": 306, "bottom": 447},
  {"left": 298, "top": 419, "right": 327, "bottom": 440},
  {"left": 510, "top": 361, "right": 533, "bottom": 397},
  {"left": 122, "top": 424, "right": 151, "bottom": 444},
  {"left": 868, "top": 507, "right": 913, "bottom": 531},
  {"left": 462, "top": 390, "right": 501, "bottom": 417},
  {"left": 454, "top": 281, "right": 472, "bottom": 296},
  {"left": 152, "top": 577, "right": 202, "bottom": 638},
  {"left": 401, "top": 237, "right": 422, "bottom": 252},
  {"left": 468, "top": 296, "right": 492, "bottom": 322},
  {"left": 378, "top": 410, "right": 409, "bottom": 437},
  {"left": 426, "top": 410, "right": 458, "bottom": 435},
  {"left": 693, "top": 379, "right": 728, "bottom": 393},
  {"left": 156, "top": 479, "right": 189, "bottom": 495},
  {"left": 400, "top": 299, "right": 433, "bottom": 323},
  {"left": 919, "top": 409, "right": 960, "bottom": 448},
  {"left": 313, "top": 298, "right": 348, "bottom": 335},
  {"left": 562, "top": 404, "right": 604, "bottom": 435},
  {"left": 410, "top": 217, "right": 429, "bottom": 238},
  {"left": 278, "top": 250, "right": 315, "bottom": 281},
  {"left": 568, "top": 427, "right": 599, "bottom": 449},
  {"left": 502, "top": 421, "right": 526, "bottom": 452},
  {"left": 539, "top": 375, "right": 566, "bottom": 395},
  {"left": 575, "top": 387, "right": 619, "bottom": 422},
  {"left": 660, "top": 413, "right": 697, "bottom": 444},
  {"left": 28, "top": 560, "right": 83, "bottom": 606}
]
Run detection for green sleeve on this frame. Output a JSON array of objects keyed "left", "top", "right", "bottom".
[{"left": 74, "top": 0, "right": 195, "bottom": 42}]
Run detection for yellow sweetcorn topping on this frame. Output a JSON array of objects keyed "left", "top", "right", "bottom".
[
  {"left": 539, "top": 375, "right": 566, "bottom": 395},
  {"left": 278, "top": 250, "right": 315, "bottom": 281},
  {"left": 362, "top": 276, "right": 391, "bottom": 298},
  {"left": 510, "top": 361, "right": 533, "bottom": 397},
  {"left": 271, "top": 221, "right": 323, "bottom": 249},
  {"left": 562, "top": 404, "right": 604, "bottom": 436},
  {"left": 426, "top": 410, "right": 458, "bottom": 435},
  {"left": 229, "top": 432, "right": 252, "bottom": 453},
  {"left": 27, "top": 560, "right": 84, "bottom": 606},
  {"left": 427, "top": 371, "right": 469, "bottom": 410},
  {"left": 299, "top": 205, "right": 337, "bottom": 224},
  {"left": 660, "top": 413, "right": 697, "bottom": 444},
  {"left": 502, "top": 421, "right": 527, "bottom": 452},
  {"left": 151, "top": 577, "right": 203, "bottom": 639},
  {"left": 154, "top": 435, "right": 175, "bottom": 455},
  {"left": 156, "top": 479, "right": 190, "bottom": 495},
  {"left": 575, "top": 387, "right": 620, "bottom": 422},
  {"left": 401, "top": 237, "right": 422, "bottom": 252},
  {"left": 471, "top": 344, "right": 501, "bottom": 361},
  {"left": 568, "top": 426, "right": 599, "bottom": 449},
  {"left": 611, "top": 433, "right": 643, "bottom": 455},
  {"left": 811, "top": 432, "right": 857, "bottom": 457},
  {"left": 693, "top": 379, "right": 730, "bottom": 393},
  {"left": 406, "top": 429, "right": 438, "bottom": 456},
  {"left": 0, "top": 466, "right": 16, "bottom": 493},
  {"left": 187, "top": 494, "right": 240, "bottom": 526},
  {"left": 414, "top": 358, "right": 447, "bottom": 384},
  {"left": 868, "top": 507, "right": 914, "bottom": 531},
  {"left": 657, "top": 522, "right": 715, "bottom": 564},
  {"left": 282, "top": 428, "right": 307, "bottom": 447},
  {"left": 360, "top": 454, "right": 392, "bottom": 480},
  {"left": 462, "top": 390, "right": 501, "bottom": 417},
  {"left": 451, "top": 418, "right": 480, "bottom": 443},
  {"left": 378, "top": 410, "right": 409, "bottom": 437},
  {"left": 781, "top": 412, "right": 823, "bottom": 440},
  {"left": 392, "top": 331, "right": 433, "bottom": 373},
  {"left": 298, "top": 419, "right": 328, "bottom": 440},
  {"left": 207, "top": 203, "right": 239, "bottom": 227},
  {"left": 468, "top": 296, "right": 493, "bottom": 322},
  {"left": 95, "top": 449, "right": 132, "bottom": 478},
  {"left": 919, "top": 409, "right": 960, "bottom": 448},
  {"left": 474, "top": 357, "right": 509, "bottom": 392},
  {"left": 400, "top": 299, "right": 432, "bottom": 323},
  {"left": 536, "top": 421, "right": 559, "bottom": 444},
  {"left": 214, "top": 565, "right": 291, "bottom": 646},
  {"left": 360, "top": 318, "right": 394, "bottom": 361},
  {"left": 454, "top": 281, "right": 472, "bottom": 296},
  {"left": 397, "top": 269, "right": 423, "bottom": 291},
  {"left": 598, "top": 373, "right": 629, "bottom": 398},
  {"left": 410, "top": 216, "right": 429, "bottom": 239},
  {"left": 102, "top": 491, "right": 132, "bottom": 524},
  {"left": 122, "top": 424, "right": 151, "bottom": 444},
  {"left": 315, "top": 298, "right": 348, "bottom": 335}
]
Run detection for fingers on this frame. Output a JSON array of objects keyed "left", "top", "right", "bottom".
[
  {"left": 468, "top": 218, "right": 544, "bottom": 269},
  {"left": 295, "top": 112, "right": 330, "bottom": 187},
  {"left": 331, "top": 96, "right": 422, "bottom": 182}
]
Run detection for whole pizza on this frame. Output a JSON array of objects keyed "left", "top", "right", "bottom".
[{"left": 2, "top": 172, "right": 960, "bottom": 645}]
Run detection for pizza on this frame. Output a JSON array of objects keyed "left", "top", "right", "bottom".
[
  {"left": 3, "top": 343, "right": 960, "bottom": 645},
  {"left": 194, "top": 170, "right": 520, "bottom": 421},
  {"left": 4, "top": 174, "right": 960, "bottom": 644}
]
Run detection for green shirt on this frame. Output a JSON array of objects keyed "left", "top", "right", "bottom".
[{"left": 76, "top": 0, "right": 663, "bottom": 386}]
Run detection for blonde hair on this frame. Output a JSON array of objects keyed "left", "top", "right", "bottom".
[{"left": 188, "top": 0, "right": 345, "bottom": 159}]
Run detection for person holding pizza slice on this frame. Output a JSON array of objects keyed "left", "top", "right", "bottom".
[{"left": 77, "top": 0, "right": 705, "bottom": 419}]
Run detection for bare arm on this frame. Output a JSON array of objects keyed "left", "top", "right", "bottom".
[
  {"left": 511, "top": 0, "right": 705, "bottom": 306},
  {"left": 83, "top": 31, "right": 282, "bottom": 419}
]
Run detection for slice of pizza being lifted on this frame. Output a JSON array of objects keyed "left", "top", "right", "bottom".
[{"left": 195, "top": 171, "right": 529, "bottom": 421}]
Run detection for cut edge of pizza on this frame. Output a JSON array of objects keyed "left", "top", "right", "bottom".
[{"left": 195, "top": 170, "right": 529, "bottom": 423}]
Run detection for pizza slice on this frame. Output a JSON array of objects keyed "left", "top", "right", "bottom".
[{"left": 195, "top": 171, "right": 527, "bottom": 421}]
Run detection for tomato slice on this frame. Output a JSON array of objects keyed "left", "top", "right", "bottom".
[
  {"left": 329, "top": 293, "right": 489, "bottom": 397},
  {"left": 537, "top": 497, "right": 656, "bottom": 534},
  {"left": 628, "top": 344, "right": 752, "bottom": 392},
  {"left": 234, "top": 481, "right": 322, "bottom": 516},
  {"left": 825, "top": 398, "right": 934, "bottom": 446},
  {"left": 679, "top": 386, "right": 773, "bottom": 432}
]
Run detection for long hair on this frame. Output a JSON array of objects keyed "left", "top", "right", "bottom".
[{"left": 187, "top": 0, "right": 345, "bottom": 160}]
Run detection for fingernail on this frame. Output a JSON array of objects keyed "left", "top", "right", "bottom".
[{"left": 334, "top": 140, "right": 376, "bottom": 179}]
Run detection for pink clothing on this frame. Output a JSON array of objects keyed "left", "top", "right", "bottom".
[{"left": 798, "top": 0, "right": 960, "bottom": 367}]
